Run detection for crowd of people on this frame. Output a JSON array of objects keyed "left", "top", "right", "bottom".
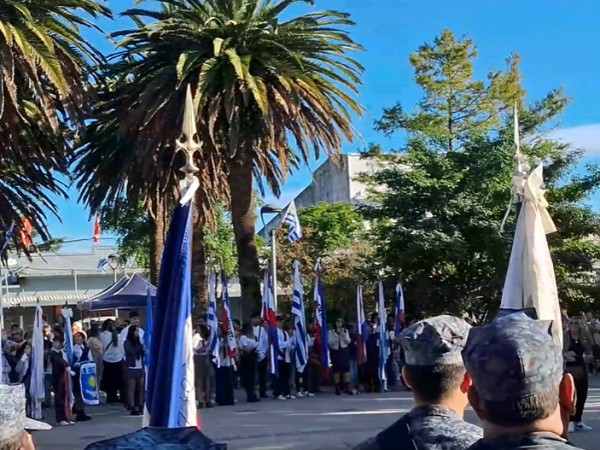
[{"left": 2, "top": 303, "right": 600, "bottom": 450}]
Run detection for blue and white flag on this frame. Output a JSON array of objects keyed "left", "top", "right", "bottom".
[
  {"left": 221, "top": 277, "right": 238, "bottom": 363},
  {"left": 394, "top": 282, "right": 405, "bottom": 336},
  {"left": 96, "top": 258, "right": 109, "bottom": 272},
  {"left": 292, "top": 260, "right": 308, "bottom": 373},
  {"left": 207, "top": 272, "right": 220, "bottom": 367},
  {"left": 0, "top": 221, "right": 15, "bottom": 253},
  {"left": 313, "top": 260, "right": 329, "bottom": 376},
  {"left": 145, "top": 202, "right": 197, "bottom": 428},
  {"left": 30, "top": 304, "right": 45, "bottom": 419},
  {"left": 262, "top": 271, "right": 279, "bottom": 376},
  {"left": 143, "top": 285, "right": 153, "bottom": 426},
  {"left": 61, "top": 307, "right": 74, "bottom": 407},
  {"left": 283, "top": 201, "right": 302, "bottom": 243},
  {"left": 79, "top": 361, "right": 99, "bottom": 406},
  {"left": 377, "top": 280, "right": 388, "bottom": 385}
]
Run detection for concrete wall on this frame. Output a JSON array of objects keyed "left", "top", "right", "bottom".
[{"left": 295, "top": 155, "right": 351, "bottom": 208}]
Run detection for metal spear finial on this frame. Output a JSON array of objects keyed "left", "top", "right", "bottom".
[
  {"left": 176, "top": 85, "right": 201, "bottom": 205},
  {"left": 176, "top": 85, "right": 200, "bottom": 177}
]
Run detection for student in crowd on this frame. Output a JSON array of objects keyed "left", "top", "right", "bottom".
[
  {"left": 119, "top": 311, "right": 145, "bottom": 345},
  {"left": 328, "top": 317, "right": 352, "bottom": 396},
  {"left": 463, "top": 312, "right": 584, "bottom": 450},
  {"left": 50, "top": 336, "right": 73, "bottom": 426},
  {"left": 238, "top": 321, "right": 260, "bottom": 403},
  {"left": 354, "top": 315, "right": 481, "bottom": 450},
  {"left": 99, "top": 319, "right": 124, "bottom": 404},
  {"left": 563, "top": 318, "right": 593, "bottom": 432},
  {"left": 214, "top": 327, "right": 235, "bottom": 406},
  {"left": 274, "top": 317, "right": 295, "bottom": 400},
  {"left": 86, "top": 323, "right": 104, "bottom": 391},
  {"left": 71, "top": 332, "right": 92, "bottom": 422},
  {"left": 364, "top": 325, "right": 380, "bottom": 393},
  {"left": 123, "top": 325, "right": 145, "bottom": 416},
  {"left": 193, "top": 319, "right": 213, "bottom": 409},
  {"left": 251, "top": 313, "right": 269, "bottom": 399},
  {"left": 42, "top": 324, "right": 54, "bottom": 409}
]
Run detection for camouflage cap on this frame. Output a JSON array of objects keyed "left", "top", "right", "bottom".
[
  {"left": 400, "top": 315, "right": 471, "bottom": 366},
  {"left": 462, "top": 311, "right": 563, "bottom": 402}
]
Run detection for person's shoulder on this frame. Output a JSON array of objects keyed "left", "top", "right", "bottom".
[{"left": 351, "top": 436, "right": 380, "bottom": 450}]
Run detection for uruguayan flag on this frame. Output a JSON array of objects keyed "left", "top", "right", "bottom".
[
  {"left": 207, "top": 272, "right": 220, "bottom": 367},
  {"left": 377, "top": 281, "right": 388, "bottom": 386},
  {"left": 62, "top": 307, "right": 74, "bottom": 407},
  {"left": 96, "top": 258, "right": 109, "bottom": 272},
  {"left": 292, "top": 260, "right": 308, "bottom": 373},
  {"left": 283, "top": 201, "right": 302, "bottom": 243},
  {"left": 1, "top": 221, "right": 15, "bottom": 253}
]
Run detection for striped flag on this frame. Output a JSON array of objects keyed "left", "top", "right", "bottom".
[
  {"left": 292, "top": 260, "right": 308, "bottom": 373},
  {"left": 283, "top": 201, "right": 302, "bottom": 243},
  {"left": 394, "top": 282, "right": 405, "bottom": 335},
  {"left": 207, "top": 272, "right": 220, "bottom": 367},
  {"left": 313, "top": 260, "right": 329, "bottom": 376},
  {"left": 221, "top": 278, "right": 238, "bottom": 361},
  {"left": 377, "top": 280, "right": 388, "bottom": 386},
  {"left": 30, "top": 304, "right": 45, "bottom": 419},
  {"left": 61, "top": 307, "right": 74, "bottom": 412},
  {"left": 96, "top": 258, "right": 109, "bottom": 272},
  {"left": 93, "top": 215, "right": 101, "bottom": 245},
  {"left": 262, "top": 270, "right": 279, "bottom": 376},
  {"left": 0, "top": 221, "right": 15, "bottom": 253},
  {"left": 356, "top": 285, "right": 368, "bottom": 365}
]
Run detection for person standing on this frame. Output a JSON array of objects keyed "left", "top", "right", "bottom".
[
  {"left": 214, "top": 327, "right": 235, "bottom": 406},
  {"left": 50, "top": 336, "right": 73, "bottom": 426},
  {"left": 99, "top": 319, "right": 124, "bottom": 404},
  {"left": 86, "top": 323, "right": 104, "bottom": 392},
  {"left": 328, "top": 318, "right": 352, "bottom": 395},
  {"left": 238, "top": 321, "right": 259, "bottom": 403},
  {"left": 123, "top": 325, "right": 145, "bottom": 416},
  {"left": 464, "top": 312, "right": 585, "bottom": 450},
  {"left": 42, "top": 324, "right": 54, "bottom": 409},
  {"left": 193, "top": 320, "right": 213, "bottom": 409},
  {"left": 252, "top": 313, "right": 269, "bottom": 399},
  {"left": 71, "top": 332, "right": 92, "bottom": 422},
  {"left": 564, "top": 318, "right": 593, "bottom": 432},
  {"left": 354, "top": 315, "right": 481, "bottom": 450},
  {"left": 275, "top": 317, "right": 295, "bottom": 400}
]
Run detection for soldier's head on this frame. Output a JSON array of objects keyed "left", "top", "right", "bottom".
[
  {"left": 463, "top": 312, "right": 575, "bottom": 438},
  {"left": 400, "top": 315, "right": 472, "bottom": 408}
]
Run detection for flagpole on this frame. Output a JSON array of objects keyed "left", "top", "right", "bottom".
[{"left": 270, "top": 229, "right": 278, "bottom": 311}]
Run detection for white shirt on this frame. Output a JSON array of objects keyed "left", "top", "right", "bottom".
[
  {"left": 192, "top": 333, "right": 208, "bottom": 355},
  {"left": 238, "top": 335, "right": 258, "bottom": 352},
  {"left": 120, "top": 325, "right": 145, "bottom": 346},
  {"left": 253, "top": 326, "right": 269, "bottom": 361},
  {"left": 328, "top": 329, "right": 351, "bottom": 350},
  {"left": 100, "top": 331, "right": 124, "bottom": 363},
  {"left": 277, "top": 329, "right": 294, "bottom": 362},
  {"left": 72, "top": 344, "right": 83, "bottom": 361}
]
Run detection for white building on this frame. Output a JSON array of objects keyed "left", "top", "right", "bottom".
[{"left": 259, "top": 153, "right": 383, "bottom": 238}]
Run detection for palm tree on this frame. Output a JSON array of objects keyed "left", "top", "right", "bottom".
[
  {"left": 112, "top": 0, "right": 364, "bottom": 308},
  {"left": 0, "top": 0, "right": 110, "bottom": 243}
]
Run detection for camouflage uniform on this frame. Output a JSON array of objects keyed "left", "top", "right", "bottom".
[
  {"left": 353, "top": 315, "right": 482, "bottom": 450},
  {"left": 463, "top": 312, "right": 586, "bottom": 450}
]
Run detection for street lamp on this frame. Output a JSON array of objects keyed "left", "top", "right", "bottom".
[
  {"left": 260, "top": 204, "right": 284, "bottom": 309},
  {"left": 107, "top": 253, "right": 119, "bottom": 283}
]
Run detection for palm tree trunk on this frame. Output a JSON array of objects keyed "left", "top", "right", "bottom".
[
  {"left": 192, "top": 190, "right": 208, "bottom": 314},
  {"left": 148, "top": 195, "right": 167, "bottom": 285},
  {"left": 228, "top": 156, "right": 261, "bottom": 310}
]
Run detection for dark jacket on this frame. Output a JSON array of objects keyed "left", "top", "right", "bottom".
[{"left": 124, "top": 339, "right": 144, "bottom": 372}]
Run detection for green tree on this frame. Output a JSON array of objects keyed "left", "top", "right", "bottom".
[
  {"left": 0, "top": 0, "right": 110, "bottom": 243},
  {"left": 102, "top": 0, "right": 365, "bottom": 310},
  {"left": 275, "top": 203, "right": 372, "bottom": 317},
  {"left": 362, "top": 31, "right": 600, "bottom": 320}
]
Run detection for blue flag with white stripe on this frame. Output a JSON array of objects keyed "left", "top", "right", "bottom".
[
  {"left": 145, "top": 202, "right": 197, "bottom": 428},
  {"left": 377, "top": 280, "right": 388, "bottom": 386},
  {"left": 207, "top": 272, "right": 220, "bottom": 367},
  {"left": 0, "top": 221, "right": 15, "bottom": 253},
  {"left": 292, "top": 260, "right": 308, "bottom": 373},
  {"left": 283, "top": 201, "right": 302, "bottom": 243}
]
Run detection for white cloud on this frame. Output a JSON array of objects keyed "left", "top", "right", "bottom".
[{"left": 547, "top": 124, "right": 600, "bottom": 157}]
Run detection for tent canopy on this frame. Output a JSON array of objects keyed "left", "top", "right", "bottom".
[{"left": 78, "top": 274, "right": 156, "bottom": 312}]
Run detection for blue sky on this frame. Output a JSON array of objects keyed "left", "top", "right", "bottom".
[{"left": 49, "top": 0, "right": 600, "bottom": 250}]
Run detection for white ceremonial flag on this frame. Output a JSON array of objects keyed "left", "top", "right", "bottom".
[
  {"left": 501, "top": 164, "right": 562, "bottom": 344},
  {"left": 30, "top": 304, "right": 45, "bottom": 419}
]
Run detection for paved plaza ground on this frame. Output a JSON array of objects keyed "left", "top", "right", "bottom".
[{"left": 34, "top": 382, "right": 600, "bottom": 450}]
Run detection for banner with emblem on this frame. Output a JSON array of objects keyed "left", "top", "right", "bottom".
[{"left": 79, "top": 361, "right": 99, "bottom": 405}]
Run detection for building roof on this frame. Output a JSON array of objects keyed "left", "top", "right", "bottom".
[{"left": 8, "top": 246, "right": 143, "bottom": 277}]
